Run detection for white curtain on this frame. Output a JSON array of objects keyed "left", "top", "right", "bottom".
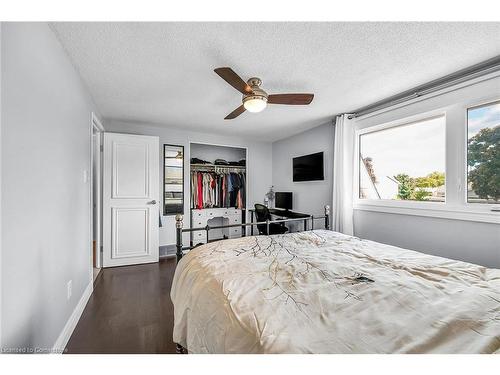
[{"left": 332, "top": 114, "right": 355, "bottom": 235}]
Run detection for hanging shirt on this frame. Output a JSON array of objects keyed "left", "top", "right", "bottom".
[
  {"left": 197, "top": 172, "right": 203, "bottom": 209},
  {"left": 239, "top": 172, "right": 246, "bottom": 208}
]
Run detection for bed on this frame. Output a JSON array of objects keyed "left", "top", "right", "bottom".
[{"left": 170, "top": 229, "right": 500, "bottom": 353}]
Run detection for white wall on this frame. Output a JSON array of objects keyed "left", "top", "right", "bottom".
[
  {"left": 105, "top": 120, "right": 273, "bottom": 246},
  {"left": 1, "top": 23, "right": 98, "bottom": 350},
  {"left": 353, "top": 76, "right": 500, "bottom": 268},
  {"left": 272, "top": 123, "right": 334, "bottom": 229}
]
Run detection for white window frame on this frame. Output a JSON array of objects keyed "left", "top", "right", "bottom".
[
  {"left": 463, "top": 98, "right": 500, "bottom": 211},
  {"left": 354, "top": 111, "right": 447, "bottom": 207},
  {"left": 353, "top": 105, "right": 500, "bottom": 225}
]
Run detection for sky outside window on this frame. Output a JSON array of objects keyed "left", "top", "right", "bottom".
[{"left": 359, "top": 116, "right": 446, "bottom": 201}]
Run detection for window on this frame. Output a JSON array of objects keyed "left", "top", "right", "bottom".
[
  {"left": 358, "top": 115, "right": 446, "bottom": 202},
  {"left": 467, "top": 100, "right": 500, "bottom": 204}
]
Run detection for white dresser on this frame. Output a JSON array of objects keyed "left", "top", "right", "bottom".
[{"left": 191, "top": 208, "right": 243, "bottom": 245}]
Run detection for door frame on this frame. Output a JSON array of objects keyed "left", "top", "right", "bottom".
[{"left": 90, "top": 112, "right": 104, "bottom": 279}]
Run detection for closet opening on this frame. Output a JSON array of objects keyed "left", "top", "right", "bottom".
[{"left": 189, "top": 142, "right": 248, "bottom": 246}]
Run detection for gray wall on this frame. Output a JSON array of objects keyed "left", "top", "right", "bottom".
[
  {"left": 272, "top": 122, "right": 334, "bottom": 229},
  {"left": 354, "top": 211, "right": 500, "bottom": 268},
  {"left": 105, "top": 120, "right": 273, "bottom": 246},
  {"left": 1, "top": 23, "right": 98, "bottom": 349}
]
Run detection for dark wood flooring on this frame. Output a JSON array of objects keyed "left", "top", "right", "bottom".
[{"left": 65, "top": 258, "right": 178, "bottom": 354}]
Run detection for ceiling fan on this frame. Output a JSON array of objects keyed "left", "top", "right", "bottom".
[{"left": 214, "top": 67, "right": 314, "bottom": 120}]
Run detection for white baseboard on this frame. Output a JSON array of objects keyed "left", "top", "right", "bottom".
[{"left": 52, "top": 281, "right": 93, "bottom": 353}]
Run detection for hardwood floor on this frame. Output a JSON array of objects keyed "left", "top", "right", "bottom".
[{"left": 65, "top": 258, "right": 178, "bottom": 354}]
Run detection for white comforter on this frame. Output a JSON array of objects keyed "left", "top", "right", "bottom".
[{"left": 171, "top": 230, "right": 500, "bottom": 353}]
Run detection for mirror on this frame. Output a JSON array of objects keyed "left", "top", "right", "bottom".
[{"left": 163, "top": 144, "right": 184, "bottom": 215}]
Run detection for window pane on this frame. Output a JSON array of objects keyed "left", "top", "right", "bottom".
[
  {"left": 359, "top": 116, "right": 446, "bottom": 202},
  {"left": 467, "top": 101, "right": 500, "bottom": 204}
]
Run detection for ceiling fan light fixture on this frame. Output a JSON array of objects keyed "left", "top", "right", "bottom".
[
  {"left": 214, "top": 68, "right": 314, "bottom": 119},
  {"left": 243, "top": 96, "right": 267, "bottom": 113}
]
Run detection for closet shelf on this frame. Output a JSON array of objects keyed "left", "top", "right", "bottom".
[{"left": 190, "top": 163, "right": 246, "bottom": 171}]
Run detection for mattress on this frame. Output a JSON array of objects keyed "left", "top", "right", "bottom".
[{"left": 170, "top": 230, "right": 500, "bottom": 353}]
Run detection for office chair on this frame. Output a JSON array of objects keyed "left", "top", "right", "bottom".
[{"left": 254, "top": 204, "right": 289, "bottom": 235}]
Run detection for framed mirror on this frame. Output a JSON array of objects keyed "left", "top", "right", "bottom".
[{"left": 163, "top": 144, "right": 184, "bottom": 215}]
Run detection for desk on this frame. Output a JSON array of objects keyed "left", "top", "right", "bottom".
[{"left": 248, "top": 208, "right": 310, "bottom": 235}]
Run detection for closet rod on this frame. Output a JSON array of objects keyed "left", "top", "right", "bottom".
[{"left": 190, "top": 163, "right": 246, "bottom": 172}]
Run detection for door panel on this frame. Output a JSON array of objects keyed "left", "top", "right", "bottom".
[
  {"left": 103, "top": 133, "right": 159, "bottom": 267},
  {"left": 112, "top": 207, "right": 149, "bottom": 258},
  {"left": 113, "top": 142, "right": 149, "bottom": 198}
]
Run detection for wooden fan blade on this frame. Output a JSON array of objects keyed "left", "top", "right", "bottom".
[
  {"left": 214, "top": 67, "right": 253, "bottom": 95},
  {"left": 267, "top": 93, "right": 314, "bottom": 105},
  {"left": 224, "top": 105, "right": 246, "bottom": 120}
]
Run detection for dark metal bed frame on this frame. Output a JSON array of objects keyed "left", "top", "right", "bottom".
[
  {"left": 174, "top": 205, "right": 330, "bottom": 261},
  {"left": 173, "top": 204, "right": 330, "bottom": 353}
]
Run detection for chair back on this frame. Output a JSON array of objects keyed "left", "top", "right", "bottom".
[{"left": 254, "top": 204, "right": 271, "bottom": 234}]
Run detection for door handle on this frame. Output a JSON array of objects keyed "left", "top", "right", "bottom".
[{"left": 147, "top": 200, "right": 157, "bottom": 205}]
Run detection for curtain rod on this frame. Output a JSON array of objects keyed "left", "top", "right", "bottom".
[{"left": 348, "top": 55, "right": 500, "bottom": 119}]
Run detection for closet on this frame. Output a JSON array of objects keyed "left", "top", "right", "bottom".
[{"left": 190, "top": 143, "right": 247, "bottom": 245}]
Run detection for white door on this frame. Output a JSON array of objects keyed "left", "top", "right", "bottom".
[{"left": 103, "top": 133, "right": 159, "bottom": 267}]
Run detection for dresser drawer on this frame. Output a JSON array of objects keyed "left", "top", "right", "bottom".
[
  {"left": 192, "top": 210, "right": 205, "bottom": 219},
  {"left": 229, "top": 216, "right": 241, "bottom": 224},
  {"left": 192, "top": 230, "right": 207, "bottom": 243},
  {"left": 206, "top": 210, "right": 217, "bottom": 218},
  {"left": 228, "top": 227, "right": 241, "bottom": 238},
  {"left": 193, "top": 219, "right": 205, "bottom": 228}
]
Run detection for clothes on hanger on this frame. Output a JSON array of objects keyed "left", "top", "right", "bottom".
[{"left": 191, "top": 170, "right": 246, "bottom": 209}]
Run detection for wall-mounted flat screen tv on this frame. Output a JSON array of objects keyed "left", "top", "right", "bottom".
[{"left": 293, "top": 152, "right": 324, "bottom": 182}]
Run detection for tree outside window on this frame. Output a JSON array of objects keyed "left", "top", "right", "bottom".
[{"left": 467, "top": 101, "right": 500, "bottom": 204}]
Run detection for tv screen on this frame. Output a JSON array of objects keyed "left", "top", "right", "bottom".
[
  {"left": 275, "top": 192, "right": 292, "bottom": 210},
  {"left": 293, "top": 152, "right": 324, "bottom": 182}
]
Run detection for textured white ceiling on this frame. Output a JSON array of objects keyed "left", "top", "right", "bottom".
[{"left": 50, "top": 22, "right": 500, "bottom": 141}]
